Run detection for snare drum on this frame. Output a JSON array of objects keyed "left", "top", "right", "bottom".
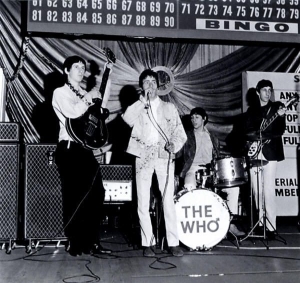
[
  {"left": 175, "top": 189, "right": 230, "bottom": 250},
  {"left": 213, "top": 156, "right": 248, "bottom": 188}
]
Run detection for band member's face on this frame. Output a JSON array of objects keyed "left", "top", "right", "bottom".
[
  {"left": 65, "top": 61, "right": 86, "bottom": 84},
  {"left": 191, "top": 114, "right": 205, "bottom": 129},
  {"left": 258, "top": 87, "right": 272, "bottom": 104},
  {"left": 142, "top": 75, "right": 158, "bottom": 100}
]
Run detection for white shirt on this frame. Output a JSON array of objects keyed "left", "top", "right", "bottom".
[
  {"left": 52, "top": 84, "right": 89, "bottom": 142},
  {"left": 193, "top": 128, "right": 213, "bottom": 165}
]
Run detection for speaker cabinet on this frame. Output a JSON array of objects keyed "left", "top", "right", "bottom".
[
  {"left": 24, "top": 144, "right": 65, "bottom": 240},
  {"left": 0, "top": 144, "right": 19, "bottom": 240},
  {"left": 0, "top": 123, "right": 20, "bottom": 142}
]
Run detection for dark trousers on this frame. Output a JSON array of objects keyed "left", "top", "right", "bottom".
[{"left": 55, "top": 140, "right": 105, "bottom": 249}]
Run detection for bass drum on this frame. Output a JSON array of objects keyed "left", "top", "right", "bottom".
[{"left": 175, "top": 189, "right": 230, "bottom": 250}]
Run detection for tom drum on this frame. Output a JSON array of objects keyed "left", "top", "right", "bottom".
[{"left": 213, "top": 156, "right": 248, "bottom": 188}]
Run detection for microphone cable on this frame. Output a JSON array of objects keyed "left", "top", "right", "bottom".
[{"left": 146, "top": 94, "right": 173, "bottom": 251}]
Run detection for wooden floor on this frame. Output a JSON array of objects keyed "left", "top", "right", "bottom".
[{"left": 1, "top": 218, "right": 300, "bottom": 283}]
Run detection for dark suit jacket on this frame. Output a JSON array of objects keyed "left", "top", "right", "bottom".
[{"left": 245, "top": 100, "right": 286, "bottom": 161}]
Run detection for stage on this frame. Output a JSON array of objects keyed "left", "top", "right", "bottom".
[{"left": 1, "top": 217, "right": 299, "bottom": 283}]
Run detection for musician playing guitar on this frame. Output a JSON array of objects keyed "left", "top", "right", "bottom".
[
  {"left": 244, "top": 79, "right": 287, "bottom": 240},
  {"left": 52, "top": 55, "right": 113, "bottom": 256}
]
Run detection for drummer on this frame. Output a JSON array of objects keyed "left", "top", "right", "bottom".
[{"left": 176, "top": 107, "right": 245, "bottom": 237}]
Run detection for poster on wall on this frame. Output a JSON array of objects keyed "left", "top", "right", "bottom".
[{"left": 242, "top": 71, "right": 299, "bottom": 216}]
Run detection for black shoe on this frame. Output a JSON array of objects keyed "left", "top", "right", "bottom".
[
  {"left": 68, "top": 247, "right": 82, "bottom": 257},
  {"left": 169, "top": 246, "right": 184, "bottom": 257},
  {"left": 82, "top": 246, "right": 92, "bottom": 255},
  {"left": 91, "top": 244, "right": 112, "bottom": 254},
  {"left": 143, "top": 247, "right": 155, "bottom": 257}
]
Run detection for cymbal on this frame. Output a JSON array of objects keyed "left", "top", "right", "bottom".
[
  {"left": 246, "top": 131, "right": 274, "bottom": 141},
  {"left": 250, "top": 159, "right": 269, "bottom": 167}
]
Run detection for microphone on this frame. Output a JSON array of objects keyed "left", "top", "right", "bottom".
[
  {"left": 138, "top": 88, "right": 150, "bottom": 109},
  {"left": 146, "top": 90, "right": 150, "bottom": 99}
]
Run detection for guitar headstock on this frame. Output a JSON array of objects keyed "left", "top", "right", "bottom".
[
  {"left": 103, "top": 47, "right": 116, "bottom": 64},
  {"left": 285, "top": 93, "right": 299, "bottom": 109}
]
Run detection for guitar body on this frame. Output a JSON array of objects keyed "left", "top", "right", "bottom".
[
  {"left": 66, "top": 100, "right": 109, "bottom": 150},
  {"left": 66, "top": 47, "right": 116, "bottom": 150},
  {"left": 248, "top": 140, "right": 262, "bottom": 159}
]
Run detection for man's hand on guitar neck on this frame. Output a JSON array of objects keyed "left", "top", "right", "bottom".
[
  {"left": 277, "top": 106, "right": 287, "bottom": 117},
  {"left": 105, "top": 62, "right": 114, "bottom": 72},
  {"left": 84, "top": 88, "right": 102, "bottom": 105}
]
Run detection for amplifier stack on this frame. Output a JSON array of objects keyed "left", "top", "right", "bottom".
[{"left": 0, "top": 136, "right": 133, "bottom": 252}]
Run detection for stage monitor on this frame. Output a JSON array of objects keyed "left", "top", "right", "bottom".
[{"left": 25, "top": 0, "right": 300, "bottom": 44}]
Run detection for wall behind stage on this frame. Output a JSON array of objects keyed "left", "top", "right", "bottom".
[{"left": 242, "top": 71, "right": 299, "bottom": 217}]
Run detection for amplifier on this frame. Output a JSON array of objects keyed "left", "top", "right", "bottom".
[
  {"left": 103, "top": 181, "right": 132, "bottom": 202},
  {"left": 24, "top": 144, "right": 65, "bottom": 239},
  {"left": 0, "top": 144, "right": 19, "bottom": 240},
  {"left": 0, "top": 123, "right": 20, "bottom": 142},
  {"left": 101, "top": 165, "right": 132, "bottom": 202}
]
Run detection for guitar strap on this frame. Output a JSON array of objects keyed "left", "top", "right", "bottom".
[
  {"left": 260, "top": 105, "right": 272, "bottom": 131},
  {"left": 66, "top": 82, "right": 93, "bottom": 106},
  {"left": 66, "top": 82, "right": 84, "bottom": 99}
]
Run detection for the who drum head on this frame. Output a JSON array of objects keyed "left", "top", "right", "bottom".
[{"left": 175, "top": 189, "right": 230, "bottom": 250}]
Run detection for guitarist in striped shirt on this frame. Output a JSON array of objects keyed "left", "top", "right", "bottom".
[{"left": 245, "top": 79, "right": 287, "bottom": 239}]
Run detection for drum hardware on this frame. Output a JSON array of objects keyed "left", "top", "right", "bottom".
[
  {"left": 213, "top": 156, "right": 248, "bottom": 188},
  {"left": 240, "top": 154, "right": 286, "bottom": 247},
  {"left": 195, "top": 164, "right": 213, "bottom": 189},
  {"left": 249, "top": 159, "right": 268, "bottom": 167}
]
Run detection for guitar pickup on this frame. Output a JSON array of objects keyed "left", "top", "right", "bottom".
[{"left": 89, "top": 114, "right": 98, "bottom": 124}]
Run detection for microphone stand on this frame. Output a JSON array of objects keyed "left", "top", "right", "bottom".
[{"left": 240, "top": 130, "right": 286, "bottom": 248}]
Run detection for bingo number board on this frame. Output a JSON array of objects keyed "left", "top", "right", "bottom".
[{"left": 26, "top": 0, "right": 300, "bottom": 43}]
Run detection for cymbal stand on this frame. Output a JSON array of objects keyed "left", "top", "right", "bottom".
[{"left": 240, "top": 158, "right": 269, "bottom": 247}]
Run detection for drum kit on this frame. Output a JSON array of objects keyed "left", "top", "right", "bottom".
[{"left": 174, "top": 131, "right": 277, "bottom": 251}]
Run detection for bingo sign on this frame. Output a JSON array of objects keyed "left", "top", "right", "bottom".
[
  {"left": 26, "top": 0, "right": 300, "bottom": 44},
  {"left": 175, "top": 189, "right": 230, "bottom": 250},
  {"left": 242, "top": 71, "right": 300, "bottom": 216}
]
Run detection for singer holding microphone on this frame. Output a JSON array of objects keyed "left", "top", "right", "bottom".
[{"left": 122, "top": 69, "right": 187, "bottom": 257}]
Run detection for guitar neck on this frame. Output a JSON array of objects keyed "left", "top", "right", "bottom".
[
  {"left": 261, "top": 112, "right": 279, "bottom": 132},
  {"left": 261, "top": 95, "right": 298, "bottom": 132},
  {"left": 99, "top": 66, "right": 111, "bottom": 99}
]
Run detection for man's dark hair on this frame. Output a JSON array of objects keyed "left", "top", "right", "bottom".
[
  {"left": 63, "top": 55, "right": 86, "bottom": 73},
  {"left": 256, "top": 79, "right": 273, "bottom": 92},
  {"left": 190, "top": 107, "right": 208, "bottom": 125},
  {"left": 139, "top": 69, "right": 159, "bottom": 88}
]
